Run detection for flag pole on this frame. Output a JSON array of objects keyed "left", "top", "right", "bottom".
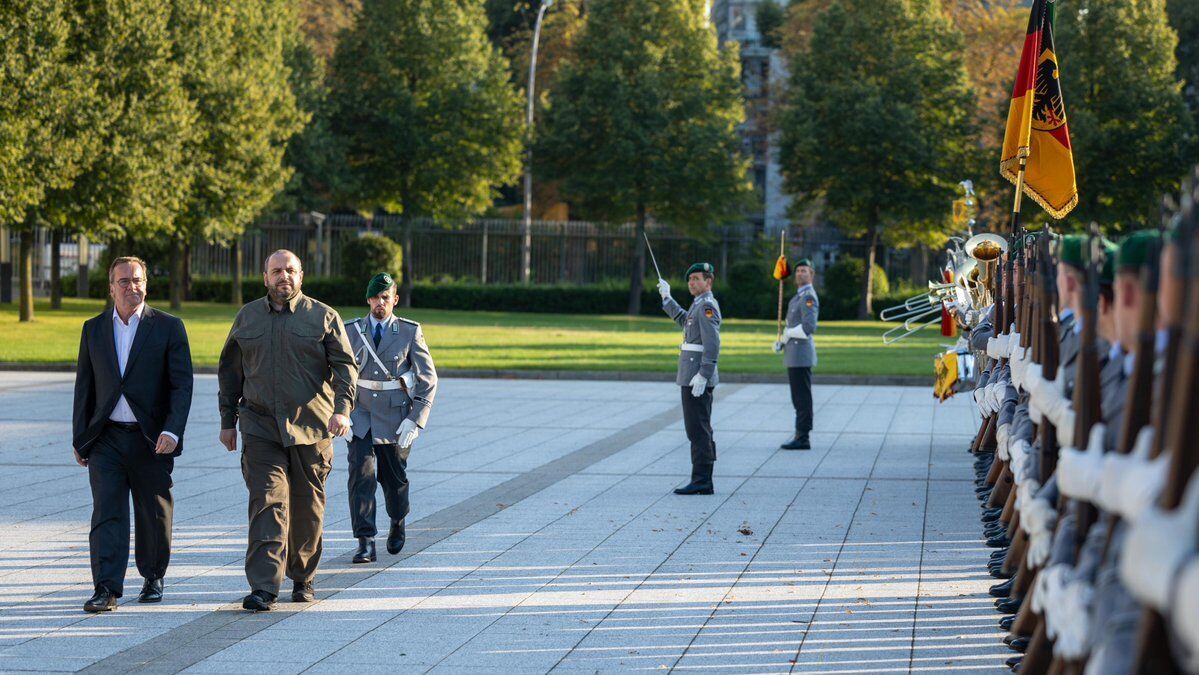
[{"left": 776, "top": 229, "right": 786, "bottom": 341}]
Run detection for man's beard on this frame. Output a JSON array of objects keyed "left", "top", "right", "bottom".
[
  {"left": 269, "top": 282, "right": 298, "bottom": 305},
  {"left": 371, "top": 305, "right": 389, "bottom": 320}
]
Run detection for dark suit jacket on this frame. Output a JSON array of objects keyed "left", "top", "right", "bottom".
[{"left": 72, "top": 306, "right": 194, "bottom": 457}]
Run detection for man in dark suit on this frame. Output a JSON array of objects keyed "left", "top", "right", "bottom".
[{"left": 72, "top": 256, "right": 193, "bottom": 612}]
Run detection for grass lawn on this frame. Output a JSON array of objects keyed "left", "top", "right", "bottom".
[{"left": 0, "top": 298, "right": 951, "bottom": 376}]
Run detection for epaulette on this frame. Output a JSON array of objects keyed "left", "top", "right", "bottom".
[
  {"left": 345, "top": 317, "right": 362, "bottom": 327},
  {"left": 396, "top": 317, "right": 420, "bottom": 326}
]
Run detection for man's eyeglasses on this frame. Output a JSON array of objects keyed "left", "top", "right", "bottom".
[{"left": 114, "top": 277, "right": 146, "bottom": 289}]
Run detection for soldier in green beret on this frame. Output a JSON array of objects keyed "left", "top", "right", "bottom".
[
  {"left": 343, "top": 272, "right": 439, "bottom": 563},
  {"left": 657, "top": 262, "right": 721, "bottom": 495}
]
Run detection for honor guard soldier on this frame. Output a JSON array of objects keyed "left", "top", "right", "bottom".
[
  {"left": 657, "top": 262, "right": 721, "bottom": 495},
  {"left": 344, "top": 273, "right": 438, "bottom": 564},
  {"left": 774, "top": 258, "right": 819, "bottom": 450}
]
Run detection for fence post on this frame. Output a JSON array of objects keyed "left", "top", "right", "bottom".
[
  {"left": 77, "top": 234, "right": 89, "bottom": 298},
  {"left": 481, "top": 222, "right": 489, "bottom": 284},
  {"left": 720, "top": 227, "right": 729, "bottom": 281},
  {"left": 0, "top": 226, "right": 10, "bottom": 303}
]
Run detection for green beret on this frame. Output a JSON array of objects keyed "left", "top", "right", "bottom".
[
  {"left": 1058, "top": 234, "right": 1085, "bottom": 269},
  {"left": 794, "top": 258, "right": 813, "bottom": 269},
  {"left": 686, "top": 262, "right": 715, "bottom": 277},
  {"left": 1116, "top": 230, "right": 1162, "bottom": 273},
  {"left": 1099, "top": 239, "right": 1118, "bottom": 285},
  {"left": 365, "top": 272, "right": 397, "bottom": 299}
]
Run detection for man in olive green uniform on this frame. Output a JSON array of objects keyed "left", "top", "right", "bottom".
[
  {"left": 344, "top": 273, "right": 438, "bottom": 564},
  {"left": 657, "top": 262, "right": 721, "bottom": 496},
  {"left": 217, "top": 250, "right": 357, "bottom": 611}
]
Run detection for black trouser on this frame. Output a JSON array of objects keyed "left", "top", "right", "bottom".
[
  {"left": 347, "top": 434, "right": 410, "bottom": 538},
  {"left": 788, "top": 367, "right": 813, "bottom": 436},
  {"left": 680, "top": 386, "right": 716, "bottom": 465},
  {"left": 87, "top": 424, "right": 174, "bottom": 596}
]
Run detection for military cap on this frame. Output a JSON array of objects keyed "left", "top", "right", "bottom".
[
  {"left": 1099, "top": 239, "right": 1118, "bottom": 285},
  {"left": 686, "top": 262, "right": 715, "bottom": 277},
  {"left": 365, "top": 272, "right": 397, "bottom": 299},
  {"left": 794, "top": 258, "right": 814, "bottom": 269},
  {"left": 1058, "top": 234, "right": 1086, "bottom": 269},
  {"left": 1116, "top": 230, "right": 1162, "bottom": 272}
]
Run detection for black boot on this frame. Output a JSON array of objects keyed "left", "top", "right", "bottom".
[
  {"left": 353, "top": 536, "right": 376, "bottom": 564},
  {"left": 989, "top": 578, "right": 1015, "bottom": 597},
  {"left": 780, "top": 434, "right": 810, "bottom": 450},
  {"left": 387, "top": 519, "right": 406, "bottom": 555},
  {"left": 674, "top": 463, "right": 714, "bottom": 495}
]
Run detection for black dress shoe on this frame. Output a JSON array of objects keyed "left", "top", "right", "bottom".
[
  {"left": 1007, "top": 655, "right": 1022, "bottom": 670},
  {"left": 1008, "top": 636, "right": 1029, "bottom": 652},
  {"left": 990, "top": 578, "right": 1015, "bottom": 597},
  {"left": 780, "top": 435, "right": 811, "bottom": 450},
  {"left": 387, "top": 520, "right": 406, "bottom": 555},
  {"left": 982, "top": 511, "right": 1002, "bottom": 523},
  {"left": 674, "top": 481, "right": 715, "bottom": 495},
  {"left": 242, "top": 590, "right": 276, "bottom": 612},
  {"left": 995, "top": 596, "right": 1023, "bottom": 614},
  {"left": 985, "top": 524, "right": 1005, "bottom": 538},
  {"left": 84, "top": 587, "right": 118, "bottom": 613},
  {"left": 987, "top": 534, "right": 1011, "bottom": 548},
  {"left": 138, "top": 578, "right": 163, "bottom": 603},
  {"left": 990, "top": 566, "right": 1013, "bottom": 579},
  {"left": 291, "top": 581, "right": 314, "bottom": 603},
  {"left": 353, "top": 537, "right": 376, "bottom": 564},
  {"left": 999, "top": 615, "right": 1015, "bottom": 631}
]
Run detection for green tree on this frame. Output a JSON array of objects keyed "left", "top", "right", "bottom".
[
  {"left": 538, "top": 0, "right": 751, "bottom": 314},
  {"left": 0, "top": 0, "right": 97, "bottom": 322},
  {"left": 779, "top": 0, "right": 976, "bottom": 318},
  {"left": 1168, "top": 0, "right": 1198, "bottom": 123},
  {"left": 40, "top": 0, "right": 196, "bottom": 308},
  {"left": 169, "top": 0, "right": 306, "bottom": 307},
  {"left": 331, "top": 0, "right": 524, "bottom": 306},
  {"left": 1055, "top": 0, "right": 1194, "bottom": 230}
]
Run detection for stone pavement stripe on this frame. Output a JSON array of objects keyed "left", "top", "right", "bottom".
[{"left": 76, "top": 386, "right": 742, "bottom": 675}]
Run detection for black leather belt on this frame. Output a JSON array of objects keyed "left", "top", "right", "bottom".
[{"left": 107, "top": 420, "right": 140, "bottom": 431}]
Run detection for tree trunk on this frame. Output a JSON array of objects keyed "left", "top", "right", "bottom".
[
  {"left": 19, "top": 228, "right": 34, "bottom": 322},
  {"left": 909, "top": 244, "right": 928, "bottom": 286},
  {"left": 169, "top": 236, "right": 183, "bottom": 310},
  {"left": 858, "top": 226, "right": 879, "bottom": 319},
  {"left": 231, "top": 239, "right": 243, "bottom": 306},
  {"left": 400, "top": 218, "right": 413, "bottom": 308},
  {"left": 627, "top": 203, "right": 647, "bottom": 315},
  {"left": 49, "top": 229, "right": 62, "bottom": 310},
  {"left": 183, "top": 241, "right": 192, "bottom": 301}
]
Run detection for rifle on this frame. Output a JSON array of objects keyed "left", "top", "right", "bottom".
[{"left": 1134, "top": 171, "right": 1199, "bottom": 674}]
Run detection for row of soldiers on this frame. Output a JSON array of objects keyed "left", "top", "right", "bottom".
[{"left": 964, "top": 174, "right": 1199, "bottom": 673}]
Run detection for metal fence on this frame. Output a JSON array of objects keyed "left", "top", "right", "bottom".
[{"left": 190, "top": 215, "right": 762, "bottom": 284}]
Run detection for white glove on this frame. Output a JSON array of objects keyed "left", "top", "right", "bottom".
[
  {"left": 996, "top": 423, "right": 1011, "bottom": 461},
  {"left": 1008, "top": 331, "right": 1022, "bottom": 358},
  {"left": 1057, "top": 423, "right": 1106, "bottom": 502},
  {"left": 1009, "top": 438, "right": 1031, "bottom": 480},
  {"left": 974, "top": 386, "right": 987, "bottom": 415},
  {"left": 1010, "top": 346, "right": 1029, "bottom": 390},
  {"left": 1054, "top": 409, "right": 1077, "bottom": 448},
  {"left": 657, "top": 278, "right": 671, "bottom": 300},
  {"left": 1035, "top": 564, "right": 1071, "bottom": 626},
  {"left": 986, "top": 381, "right": 1005, "bottom": 415},
  {"left": 784, "top": 323, "right": 808, "bottom": 340},
  {"left": 772, "top": 340, "right": 784, "bottom": 353},
  {"left": 1170, "top": 560, "right": 1199, "bottom": 672},
  {"left": 1054, "top": 579, "right": 1094, "bottom": 659},
  {"left": 688, "top": 373, "right": 707, "bottom": 397},
  {"left": 396, "top": 418, "right": 420, "bottom": 449},
  {"left": 1098, "top": 427, "right": 1168, "bottom": 519},
  {"left": 1120, "top": 470, "right": 1199, "bottom": 610},
  {"left": 987, "top": 335, "right": 1009, "bottom": 360},
  {"left": 1025, "top": 498, "right": 1057, "bottom": 568},
  {"left": 400, "top": 370, "right": 416, "bottom": 391}
]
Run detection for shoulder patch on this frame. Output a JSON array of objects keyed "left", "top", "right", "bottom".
[
  {"left": 704, "top": 307, "right": 715, "bottom": 319},
  {"left": 805, "top": 298, "right": 815, "bottom": 308}
]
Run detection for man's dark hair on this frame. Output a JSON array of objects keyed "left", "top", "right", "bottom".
[{"left": 108, "top": 256, "right": 148, "bottom": 283}]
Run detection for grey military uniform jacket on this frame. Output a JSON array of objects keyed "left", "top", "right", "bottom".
[
  {"left": 1099, "top": 350, "right": 1127, "bottom": 454},
  {"left": 783, "top": 284, "right": 819, "bottom": 368},
  {"left": 345, "top": 316, "right": 438, "bottom": 445},
  {"left": 663, "top": 291, "right": 721, "bottom": 387}
]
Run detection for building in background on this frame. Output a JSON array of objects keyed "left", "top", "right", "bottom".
[{"left": 710, "top": 0, "right": 791, "bottom": 235}]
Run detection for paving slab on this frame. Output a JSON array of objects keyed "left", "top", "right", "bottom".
[{"left": 0, "top": 373, "right": 1004, "bottom": 673}]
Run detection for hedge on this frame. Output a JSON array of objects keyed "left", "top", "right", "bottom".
[{"left": 59, "top": 272, "right": 924, "bottom": 321}]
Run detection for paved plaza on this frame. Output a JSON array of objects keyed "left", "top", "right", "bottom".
[{"left": 0, "top": 373, "right": 1004, "bottom": 673}]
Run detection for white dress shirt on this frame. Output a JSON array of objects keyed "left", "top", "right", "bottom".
[{"left": 110, "top": 305, "right": 177, "bottom": 442}]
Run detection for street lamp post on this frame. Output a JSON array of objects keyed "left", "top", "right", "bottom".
[{"left": 522, "top": 0, "right": 552, "bottom": 284}]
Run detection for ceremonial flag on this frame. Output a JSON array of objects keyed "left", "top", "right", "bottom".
[
  {"left": 772, "top": 255, "right": 791, "bottom": 281},
  {"left": 1000, "top": 0, "right": 1077, "bottom": 219}
]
